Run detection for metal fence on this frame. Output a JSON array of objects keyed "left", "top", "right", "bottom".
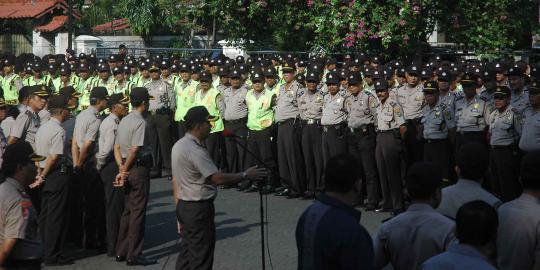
[{"left": 0, "top": 34, "right": 33, "bottom": 55}]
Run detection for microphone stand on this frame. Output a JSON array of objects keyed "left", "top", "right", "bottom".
[{"left": 229, "top": 135, "right": 267, "bottom": 270}]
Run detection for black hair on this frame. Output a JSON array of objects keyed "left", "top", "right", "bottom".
[
  {"left": 456, "top": 200, "right": 498, "bottom": 247},
  {"left": 324, "top": 154, "right": 360, "bottom": 193},
  {"left": 50, "top": 108, "right": 64, "bottom": 115},
  {"left": 456, "top": 142, "right": 489, "bottom": 180},
  {"left": 520, "top": 151, "right": 540, "bottom": 190},
  {"left": 406, "top": 162, "right": 441, "bottom": 200},
  {"left": 6, "top": 105, "right": 20, "bottom": 119},
  {"left": 89, "top": 97, "right": 98, "bottom": 105},
  {"left": 130, "top": 99, "right": 144, "bottom": 108},
  {"left": 1, "top": 162, "right": 18, "bottom": 177}
]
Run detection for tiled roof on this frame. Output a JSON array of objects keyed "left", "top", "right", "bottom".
[
  {"left": 0, "top": 0, "right": 80, "bottom": 19},
  {"left": 92, "top": 18, "right": 130, "bottom": 33},
  {"left": 35, "top": 15, "right": 67, "bottom": 32}
]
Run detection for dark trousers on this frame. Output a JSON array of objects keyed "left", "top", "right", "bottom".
[
  {"left": 277, "top": 120, "right": 306, "bottom": 195},
  {"left": 490, "top": 146, "right": 522, "bottom": 202},
  {"left": 147, "top": 113, "right": 173, "bottom": 175},
  {"left": 82, "top": 160, "right": 106, "bottom": 248},
  {"left": 348, "top": 126, "right": 379, "bottom": 207},
  {"left": 375, "top": 132, "right": 404, "bottom": 211},
  {"left": 301, "top": 123, "right": 324, "bottom": 192},
  {"left": 3, "top": 258, "right": 42, "bottom": 270},
  {"left": 40, "top": 169, "right": 70, "bottom": 262},
  {"left": 116, "top": 165, "right": 150, "bottom": 259},
  {"left": 321, "top": 125, "right": 348, "bottom": 164},
  {"left": 455, "top": 131, "right": 486, "bottom": 152},
  {"left": 204, "top": 132, "right": 226, "bottom": 171},
  {"left": 224, "top": 119, "right": 248, "bottom": 173},
  {"left": 176, "top": 200, "right": 215, "bottom": 270},
  {"left": 68, "top": 171, "right": 83, "bottom": 246},
  {"left": 247, "top": 128, "right": 277, "bottom": 186},
  {"left": 100, "top": 161, "right": 125, "bottom": 256},
  {"left": 424, "top": 139, "right": 451, "bottom": 180},
  {"left": 26, "top": 186, "right": 42, "bottom": 215},
  {"left": 404, "top": 119, "right": 424, "bottom": 167}
]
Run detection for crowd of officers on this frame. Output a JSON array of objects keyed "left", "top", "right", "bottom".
[{"left": 0, "top": 48, "right": 540, "bottom": 265}]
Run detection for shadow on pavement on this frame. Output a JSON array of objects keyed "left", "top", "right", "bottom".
[{"left": 217, "top": 222, "right": 260, "bottom": 240}]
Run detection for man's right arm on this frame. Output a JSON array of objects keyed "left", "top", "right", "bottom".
[
  {"left": 0, "top": 238, "right": 17, "bottom": 265},
  {"left": 7, "top": 114, "right": 27, "bottom": 145}
]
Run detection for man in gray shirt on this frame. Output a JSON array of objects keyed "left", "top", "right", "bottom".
[
  {"left": 113, "top": 87, "right": 155, "bottom": 266},
  {"left": 34, "top": 95, "right": 73, "bottom": 266},
  {"left": 497, "top": 152, "right": 540, "bottom": 270},
  {"left": 321, "top": 71, "right": 348, "bottom": 163},
  {"left": 274, "top": 61, "right": 306, "bottom": 199},
  {"left": 437, "top": 142, "right": 501, "bottom": 219},
  {"left": 519, "top": 82, "right": 540, "bottom": 153},
  {"left": 8, "top": 85, "right": 50, "bottom": 148},
  {"left": 72, "top": 86, "right": 108, "bottom": 250},
  {"left": 0, "top": 142, "right": 44, "bottom": 268},
  {"left": 146, "top": 63, "right": 174, "bottom": 178},
  {"left": 374, "top": 162, "right": 456, "bottom": 270},
  {"left": 172, "top": 106, "right": 267, "bottom": 270}
]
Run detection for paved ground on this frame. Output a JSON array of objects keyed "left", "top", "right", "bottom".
[{"left": 47, "top": 177, "right": 391, "bottom": 270}]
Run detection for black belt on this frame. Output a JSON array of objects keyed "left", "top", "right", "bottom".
[
  {"left": 406, "top": 118, "right": 422, "bottom": 125},
  {"left": 491, "top": 145, "right": 515, "bottom": 149},
  {"left": 122, "top": 155, "right": 152, "bottom": 167},
  {"left": 302, "top": 119, "right": 321, "bottom": 125},
  {"left": 322, "top": 122, "right": 346, "bottom": 132},
  {"left": 349, "top": 124, "right": 375, "bottom": 134},
  {"left": 458, "top": 130, "right": 484, "bottom": 135},
  {"left": 224, "top": 117, "right": 247, "bottom": 124},
  {"left": 278, "top": 118, "right": 297, "bottom": 125},
  {"left": 425, "top": 138, "right": 447, "bottom": 143},
  {"left": 378, "top": 129, "right": 398, "bottom": 134}
]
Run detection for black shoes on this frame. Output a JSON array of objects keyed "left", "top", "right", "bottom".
[
  {"left": 243, "top": 185, "right": 259, "bottom": 193},
  {"left": 375, "top": 207, "right": 391, "bottom": 213},
  {"left": 300, "top": 191, "right": 315, "bottom": 200},
  {"left": 286, "top": 193, "right": 301, "bottom": 199},
  {"left": 274, "top": 188, "right": 289, "bottom": 196},
  {"left": 115, "top": 256, "right": 126, "bottom": 262},
  {"left": 364, "top": 204, "right": 378, "bottom": 211},
  {"left": 44, "top": 257, "right": 73, "bottom": 266},
  {"left": 126, "top": 256, "right": 157, "bottom": 266}
]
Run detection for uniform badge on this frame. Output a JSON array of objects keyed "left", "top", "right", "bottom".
[
  {"left": 336, "top": 98, "right": 342, "bottom": 104},
  {"left": 474, "top": 103, "right": 479, "bottom": 109},
  {"left": 261, "top": 119, "right": 272, "bottom": 128}
]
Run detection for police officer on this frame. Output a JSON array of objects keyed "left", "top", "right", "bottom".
[
  {"left": 274, "top": 61, "right": 306, "bottom": 198},
  {"left": 421, "top": 81, "right": 455, "bottom": 181},
  {"left": 34, "top": 95, "right": 73, "bottom": 266},
  {"left": 113, "top": 87, "right": 156, "bottom": 266},
  {"left": 345, "top": 72, "right": 379, "bottom": 210},
  {"left": 395, "top": 65, "right": 425, "bottom": 166},
  {"left": 507, "top": 66, "right": 530, "bottom": 114},
  {"left": 174, "top": 63, "right": 198, "bottom": 138},
  {"left": 437, "top": 68, "right": 457, "bottom": 113},
  {"left": 222, "top": 68, "right": 249, "bottom": 176},
  {"left": 146, "top": 63, "right": 175, "bottom": 178},
  {"left": 454, "top": 73, "right": 490, "bottom": 150},
  {"left": 321, "top": 71, "right": 348, "bottom": 163},
  {"left": 298, "top": 72, "right": 324, "bottom": 198},
  {"left": 135, "top": 62, "right": 152, "bottom": 87},
  {"left": 111, "top": 66, "right": 135, "bottom": 95},
  {"left": 194, "top": 71, "right": 226, "bottom": 169},
  {"left": 23, "top": 62, "right": 54, "bottom": 88},
  {"left": 264, "top": 67, "right": 281, "bottom": 96},
  {"left": 488, "top": 86, "right": 522, "bottom": 202},
  {"left": 172, "top": 106, "right": 267, "bottom": 270},
  {"left": 2, "top": 58, "right": 23, "bottom": 105},
  {"left": 77, "top": 63, "right": 96, "bottom": 111},
  {"left": 7, "top": 85, "right": 49, "bottom": 148},
  {"left": 374, "top": 80, "right": 407, "bottom": 215},
  {"left": 244, "top": 71, "right": 277, "bottom": 193},
  {"left": 72, "top": 86, "right": 109, "bottom": 250},
  {"left": 0, "top": 142, "right": 44, "bottom": 268},
  {"left": 216, "top": 66, "right": 230, "bottom": 95},
  {"left": 93, "top": 64, "right": 115, "bottom": 94},
  {"left": 96, "top": 93, "right": 130, "bottom": 257},
  {"left": 519, "top": 81, "right": 540, "bottom": 153}
]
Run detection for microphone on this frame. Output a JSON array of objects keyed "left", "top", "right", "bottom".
[{"left": 222, "top": 128, "right": 240, "bottom": 138}]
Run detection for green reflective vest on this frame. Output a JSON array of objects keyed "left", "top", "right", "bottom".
[
  {"left": 23, "top": 75, "right": 53, "bottom": 87},
  {"left": 110, "top": 80, "right": 134, "bottom": 95},
  {"left": 77, "top": 76, "right": 97, "bottom": 110},
  {"left": 194, "top": 86, "right": 224, "bottom": 133},
  {"left": 2, "top": 73, "right": 21, "bottom": 103},
  {"left": 246, "top": 89, "right": 275, "bottom": 131},
  {"left": 175, "top": 80, "right": 198, "bottom": 122}
]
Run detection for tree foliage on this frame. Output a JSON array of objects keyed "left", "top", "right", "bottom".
[{"left": 79, "top": 0, "right": 538, "bottom": 56}]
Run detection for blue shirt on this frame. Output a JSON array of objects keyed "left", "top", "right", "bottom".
[
  {"left": 422, "top": 243, "right": 496, "bottom": 270},
  {"left": 296, "top": 194, "right": 374, "bottom": 270}
]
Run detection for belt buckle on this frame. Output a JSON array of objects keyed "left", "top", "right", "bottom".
[
  {"left": 307, "top": 119, "right": 315, "bottom": 125},
  {"left": 323, "top": 126, "right": 329, "bottom": 132}
]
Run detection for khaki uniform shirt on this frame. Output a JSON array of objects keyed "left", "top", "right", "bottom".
[
  {"left": 147, "top": 79, "right": 174, "bottom": 112},
  {"left": 96, "top": 114, "right": 119, "bottom": 169},
  {"left": 455, "top": 95, "right": 490, "bottom": 132},
  {"left": 345, "top": 91, "right": 378, "bottom": 128},
  {"left": 437, "top": 178, "right": 502, "bottom": 219},
  {"left": 116, "top": 110, "right": 149, "bottom": 158},
  {"left": 519, "top": 107, "right": 540, "bottom": 152},
  {"left": 0, "top": 178, "right": 42, "bottom": 260},
  {"left": 298, "top": 90, "right": 323, "bottom": 120},
  {"left": 9, "top": 107, "right": 41, "bottom": 149},
  {"left": 35, "top": 117, "right": 65, "bottom": 168},
  {"left": 395, "top": 84, "right": 424, "bottom": 120},
  {"left": 374, "top": 203, "right": 456, "bottom": 270},
  {"left": 223, "top": 85, "right": 249, "bottom": 121},
  {"left": 321, "top": 92, "right": 347, "bottom": 125},
  {"left": 376, "top": 99, "right": 406, "bottom": 131},
  {"left": 275, "top": 81, "right": 304, "bottom": 122},
  {"left": 488, "top": 106, "right": 521, "bottom": 146},
  {"left": 73, "top": 106, "right": 101, "bottom": 153},
  {"left": 172, "top": 133, "right": 219, "bottom": 201},
  {"left": 421, "top": 100, "right": 456, "bottom": 140}
]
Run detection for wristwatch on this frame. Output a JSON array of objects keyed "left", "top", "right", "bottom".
[{"left": 241, "top": 172, "right": 247, "bottom": 179}]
